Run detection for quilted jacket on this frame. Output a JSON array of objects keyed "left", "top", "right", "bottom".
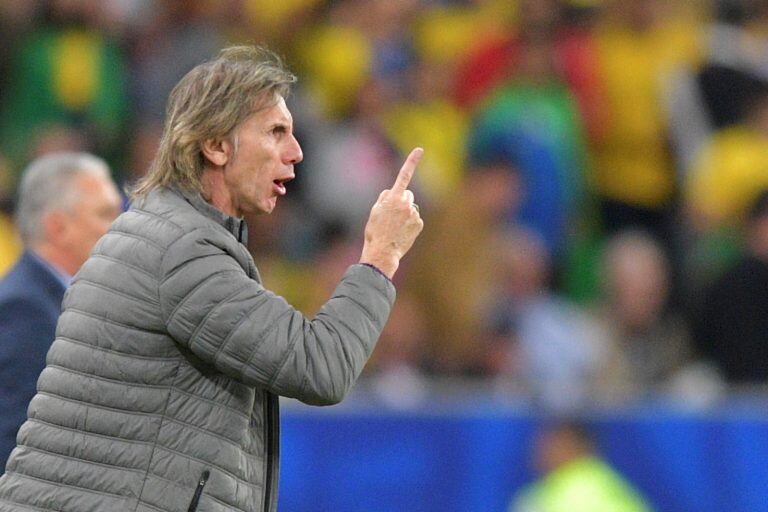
[{"left": 0, "top": 186, "right": 395, "bottom": 512}]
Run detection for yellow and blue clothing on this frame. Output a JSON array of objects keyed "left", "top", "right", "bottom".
[
  {"left": 468, "top": 81, "right": 587, "bottom": 257},
  {"left": 0, "top": 27, "right": 127, "bottom": 174}
]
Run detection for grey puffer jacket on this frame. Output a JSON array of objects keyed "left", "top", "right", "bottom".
[{"left": 0, "top": 186, "right": 395, "bottom": 512}]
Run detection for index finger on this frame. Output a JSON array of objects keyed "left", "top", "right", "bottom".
[{"left": 392, "top": 147, "right": 423, "bottom": 193}]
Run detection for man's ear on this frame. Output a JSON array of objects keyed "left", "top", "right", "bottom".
[{"left": 201, "top": 138, "right": 233, "bottom": 167}]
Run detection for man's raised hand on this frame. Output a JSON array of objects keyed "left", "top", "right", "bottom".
[
  {"left": 392, "top": 147, "right": 422, "bottom": 196},
  {"left": 360, "top": 148, "right": 425, "bottom": 279}
]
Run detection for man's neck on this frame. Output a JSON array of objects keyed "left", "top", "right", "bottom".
[{"left": 200, "top": 168, "right": 237, "bottom": 218}]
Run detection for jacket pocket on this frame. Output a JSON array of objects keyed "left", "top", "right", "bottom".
[{"left": 187, "top": 469, "right": 210, "bottom": 512}]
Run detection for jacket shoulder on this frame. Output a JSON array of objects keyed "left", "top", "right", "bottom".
[
  {"left": 0, "top": 253, "right": 65, "bottom": 309},
  {"left": 121, "top": 188, "right": 238, "bottom": 247}
]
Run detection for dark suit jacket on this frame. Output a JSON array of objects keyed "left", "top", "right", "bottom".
[
  {"left": 693, "top": 255, "right": 768, "bottom": 383},
  {"left": 0, "top": 251, "right": 66, "bottom": 468}
]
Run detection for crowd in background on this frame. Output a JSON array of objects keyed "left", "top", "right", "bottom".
[{"left": 1, "top": 0, "right": 768, "bottom": 412}]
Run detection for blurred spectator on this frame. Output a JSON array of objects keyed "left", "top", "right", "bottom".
[
  {"left": 686, "top": 89, "right": 768, "bottom": 234},
  {"left": 0, "top": 0, "right": 128, "bottom": 176},
  {"left": 683, "top": 87, "right": 768, "bottom": 287},
  {"left": 692, "top": 190, "right": 768, "bottom": 384},
  {"left": 509, "top": 421, "right": 653, "bottom": 512},
  {"left": 593, "top": 230, "right": 693, "bottom": 401},
  {"left": 128, "top": 0, "right": 223, "bottom": 125},
  {"left": 668, "top": 0, "right": 768, "bottom": 172},
  {"left": 454, "top": 0, "right": 559, "bottom": 110},
  {"left": 414, "top": 0, "right": 514, "bottom": 72},
  {"left": 491, "top": 228, "right": 606, "bottom": 412},
  {"left": 296, "top": 0, "right": 418, "bottom": 121},
  {"left": 453, "top": 0, "right": 605, "bottom": 138},
  {"left": 304, "top": 77, "right": 400, "bottom": 234},
  {"left": 590, "top": 0, "right": 702, "bottom": 239},
  {"left": 295, "top": 0, "right": 375, "bottom": 119},
  {"left": 404, "top": 161, "right": 519, "bottom": 375},
  {"left": 0, "top": 152, "right": 121, "bottom": 468},
  {"left": 360, "top": 0, "right": 419, "bottom": 84},
  {"left": 697, "top": 0, "right": 768, "bottom": 129},
  {"left": 383, "top": 59, "right": 469, "bottom": 203},
  {"left": 467, "top": 34, "right": 588, "bottom": 260}
]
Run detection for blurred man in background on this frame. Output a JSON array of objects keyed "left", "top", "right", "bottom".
[
  {"left": 510, "top": 421, "right": 653, "bottom": 512},
  {"left": 0, "top": 151, "right": 121, "bottom": 468},
  {"left": 694, "top": 189, "right": 768, "bottom": 383},
  {"left": 595, "top": 230, "right": 693, "bottom": 401},
  {"left": 490, "top": 227, "right": 605, "bottom": 412}
]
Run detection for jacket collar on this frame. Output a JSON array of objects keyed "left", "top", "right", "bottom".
[
  {"left": 172, "top": 186, "right": 248, "bottom": 244},
  {"left": 27, "top": 250, "right": 71, "bottom": 288},
  {"left": 15, "top": 250, "right": 68, "bottom": 301}
]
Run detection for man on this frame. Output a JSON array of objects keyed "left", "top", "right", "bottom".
[
  {"left": 0, "top": 46, "right": 423, "bottom": 512},
  {"left": 693, "top": 189, "right": 768, "bottom": 382},
  {"left": 510, "top": 422, "right": 653, "bottom": 512},
  {"left": 0, "top": 152, "right": 122, "bottom": 468}
]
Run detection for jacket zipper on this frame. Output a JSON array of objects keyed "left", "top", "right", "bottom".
[
  {"left": 263, "top": 391, "right": 280, "bottom": 512},
  {"left": 187, "top": 469, "right": 210, "bottom": 512}
]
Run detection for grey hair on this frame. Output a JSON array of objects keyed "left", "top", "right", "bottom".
[
  {"left": 15, "top": 152, "right": 111, "bottom": 245},
  {"left": 130, "top": 45, "right": 296, "bottom": 199}
]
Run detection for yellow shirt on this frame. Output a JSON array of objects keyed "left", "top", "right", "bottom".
[
  {"left": 382, "top": 100, "right": 468, "bottom": 202},
  {"left": 295, "top": 25, "right": 372, "bottom": 119},
  {"left": 413, "top": 0, "right": 515, "bottom": 66},
  {"left": 687, "top": 126, "right": 768, "bottom": 229},
  {"left": 591, "top": 19, "right": 702, "bottom": 208}
]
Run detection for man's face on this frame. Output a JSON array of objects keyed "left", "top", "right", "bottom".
[
  {"left": 61, "top": 172, "right": 122, "bottom": 270},
  {"left": 223, "top": 96, "right": 303, "bottom": 217}
]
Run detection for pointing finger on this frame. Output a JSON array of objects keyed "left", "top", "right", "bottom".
[{"left": 392, "top": 147, "right": 423, "bottom": 194}]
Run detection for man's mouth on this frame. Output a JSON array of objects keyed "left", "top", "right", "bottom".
[{"left": 273, "top": 176, "right": 293, "bottom": 196}]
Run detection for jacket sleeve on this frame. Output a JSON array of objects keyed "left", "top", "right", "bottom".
[{"left": 158, "top": 228, "right": 395, "bottom": 405}]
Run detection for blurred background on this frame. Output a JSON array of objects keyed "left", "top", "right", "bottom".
[{"left": 1, "top": 0, "right": 768, "bottom": 510}]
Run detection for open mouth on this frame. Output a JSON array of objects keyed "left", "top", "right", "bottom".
[{"left": 273, "top": 177, "right": 293, "bottom": 196}]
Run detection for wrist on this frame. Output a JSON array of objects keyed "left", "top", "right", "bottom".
[
  {"left": 359, "top": 257, "right": 398, "bottom": 280},
  {"left": 360, "top": 263, "right": 394, "bottom": 282}
]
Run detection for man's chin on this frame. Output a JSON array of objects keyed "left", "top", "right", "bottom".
[
  {"left": 243, "top": 198, "right": 278, "bottom": 216},
  {"left": 253, "top": 200, "right": 277, "bottom": 215}
]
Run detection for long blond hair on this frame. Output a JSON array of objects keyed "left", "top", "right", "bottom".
[{"left": 131, "top": 46, "right": 296, "bottom": 199}]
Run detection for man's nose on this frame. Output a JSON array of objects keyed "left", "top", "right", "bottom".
[{"left": 285, "top": 135, "right": 303, "bottom": 165}]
